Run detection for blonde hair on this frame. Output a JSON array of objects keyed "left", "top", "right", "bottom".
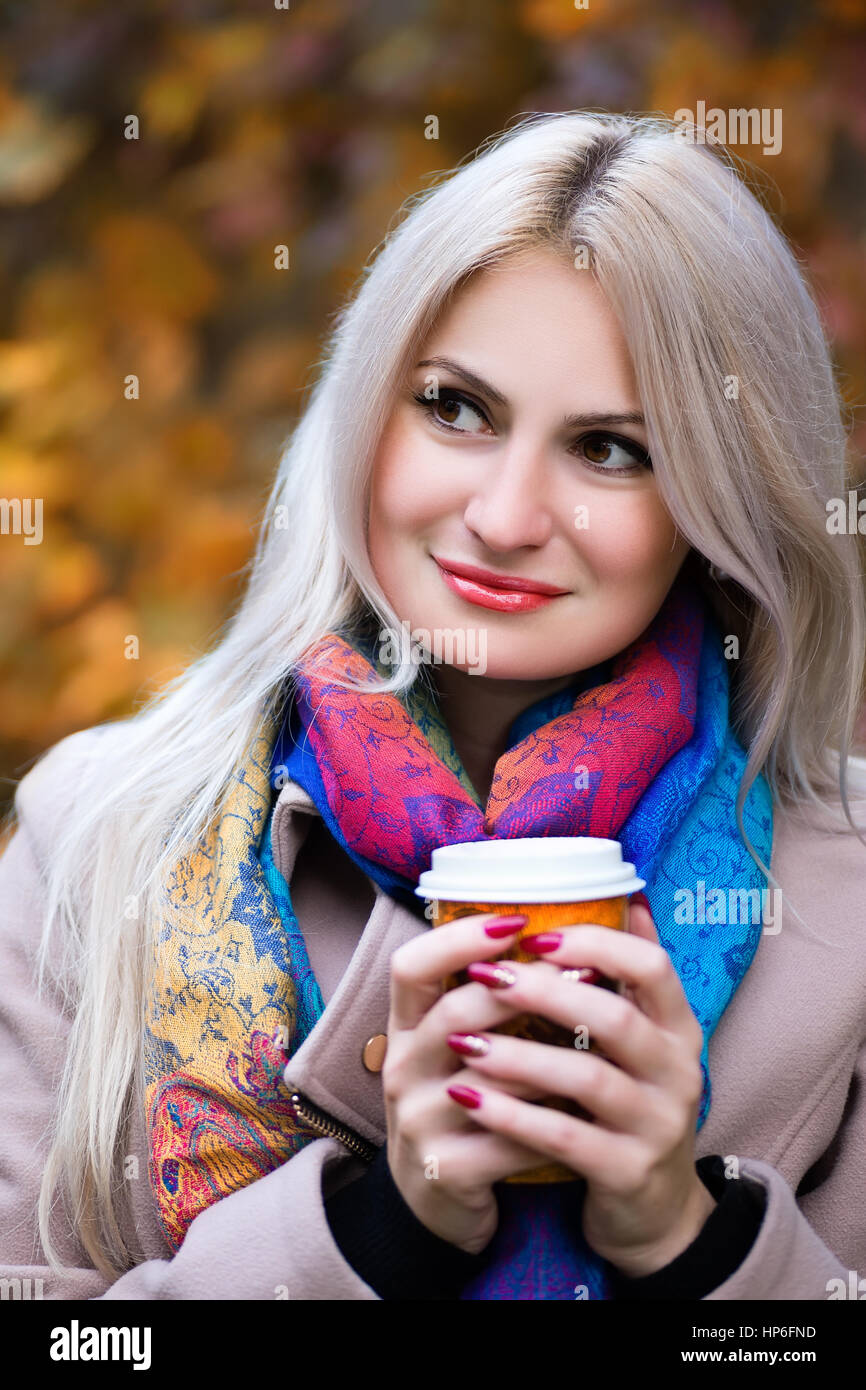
[{"left": 7, "top": 110, "right": 864, "bottom": 1279}]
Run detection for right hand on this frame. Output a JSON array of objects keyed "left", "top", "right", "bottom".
[{"left": 382, "top": 912, "right": 555, "bottom": 1256}]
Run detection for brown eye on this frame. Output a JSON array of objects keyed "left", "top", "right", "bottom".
[
  {"left": 573, "top": 432, "right": 652, "bottom": 474},
  {"left": 438, "top": 395, "right": 462, "bottom": 425},
  {"left": 583, "top": 438, "right": 613, "bottom": 464},
  {"left": 412, "top": 388, "right": 489, "bottom": 435}
]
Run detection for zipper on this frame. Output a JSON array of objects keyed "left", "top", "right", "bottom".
[{"left": 288, "top": 1088, "right": 379, "bottom": 1163}]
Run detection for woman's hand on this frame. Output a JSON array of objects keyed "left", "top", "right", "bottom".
[
  {"left": 383, "top": 910, "right": 573, "bottom": 1256},
  {"left": 441, "top": 899, "right": 718, "bottom": 1277}
]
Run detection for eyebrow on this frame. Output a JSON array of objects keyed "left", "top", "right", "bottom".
[{"left": 415, "top": 356, "right": 646, "bottom": 430}]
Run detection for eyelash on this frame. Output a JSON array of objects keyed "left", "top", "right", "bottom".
[{"left": 411, "top": 388, "right": 653, "bottom": 475}]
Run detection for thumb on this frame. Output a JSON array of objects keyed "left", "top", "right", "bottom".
[{"left": 626, "top": 890, "right": 658, "bottom": 943}]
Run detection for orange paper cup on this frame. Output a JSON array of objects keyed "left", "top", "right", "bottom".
[{"left": 416, "top": 838, "right": 645, "bottom": 1184}]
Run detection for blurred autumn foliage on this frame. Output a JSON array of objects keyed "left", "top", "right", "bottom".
[{"left": 1, "top": 0, "right": 866, "bottom": 807}]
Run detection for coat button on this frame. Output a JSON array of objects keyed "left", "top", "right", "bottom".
[{"left": 362, "top": 1034, "right": 387, "bottom": 1072}]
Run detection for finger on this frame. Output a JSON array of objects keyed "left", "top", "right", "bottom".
[
  {"left": 462, "top": 1067, "right": 549, "bottom": 1102},
  {"left": 448, "top": 1033, "right": 649, "bottom": 1133},
  {"left": 389, "top": 911, "right": 527, "bottom": 1031},
  {"left": 524, "top": 920, "right": 698, "bottom": 1038},
  {"left": 390, "top": 1073, "right": 548, "bottom": 1175},
  {"left": 454, "top": 958, "right": 685, "bottom": 1086},
  {"left": 427, "top": 1129, "right": 562, "bottom": 1188},
  {"left": 416, "top": 1077, "right": 576, "bottom": 1179},
  {"left": 445, "top": 1076, "right": 638, "bottom": 1187},
  {"left": 621, "top": 899, "right": 659, "bottom": 996},
  {"left": 390, "top": 969, "right": 567, "bottom": 1090},
  {"left": 408, "top": 949, "right": 667, "bottom": 1091},
  {"left": 625, "top": 896, "right": 660, "bottom": 946},
  {"left": 620, "top": 899, "right": 659, "bottom": 1007}
]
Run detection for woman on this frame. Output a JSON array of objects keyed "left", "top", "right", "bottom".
[{"left": 2, "top": 110, "right": 865, "bottom": 1301}]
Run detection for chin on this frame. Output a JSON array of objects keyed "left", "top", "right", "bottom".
[{"left": 433, "top": 651, "right": 573, "bottom": 683}]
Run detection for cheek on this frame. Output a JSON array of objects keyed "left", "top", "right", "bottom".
[
  {"left": 370, "top": 463, "right": 428, "bottom": 535},
  {"left": 576, "top": 491, "right": 684, "bottom": 580},
  {"left": 368, "top": 419, "right": 439, "bottom": 599},
  {"left": 369, "top": 413, "right": 456, "bottom": 543},
  {"left": 368, "top": 424, "right": 410, "bottom": 565}
]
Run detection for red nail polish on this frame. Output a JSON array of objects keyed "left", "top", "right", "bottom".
[
  {"left": 467, "top": 961, "right": 517, "bottom": 988},
  {"left": 447, "top": 1084, "right": 482, "bottom": 1110},
  {"left": 447, "top": 1033, "right": 490, "bottom": 1058},
  {"left": 565, "top": 966, "right": 601, "bottom": 985},
  {"left": 632, "top": 892, "right": 652, "bottom": 914},
  {"left": 485, "top": 914, "right": 529, "bottom": 938},
  {"left": 522, "top": 932, "right": 562, "bottom": 954}
]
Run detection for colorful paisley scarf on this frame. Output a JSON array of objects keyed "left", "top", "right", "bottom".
[{"left": 145, "top": 575, "right": 773, "bottom": 1298}]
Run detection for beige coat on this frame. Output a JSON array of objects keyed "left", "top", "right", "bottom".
[{"left": 2, "top": 727, "right": 866, "bottom": 1300}]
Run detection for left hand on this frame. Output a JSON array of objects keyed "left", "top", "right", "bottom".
[{"left": 445, "top": 898, "right": 718, "bottom": 1277}]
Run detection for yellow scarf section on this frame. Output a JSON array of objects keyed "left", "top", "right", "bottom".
[
  {"left": 144, "top": 655, "right": 479, "bottom": 1249},
  {"left": 143, "top": 703, "right": 321, "bottom": 1251}
]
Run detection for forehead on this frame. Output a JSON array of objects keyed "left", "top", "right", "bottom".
[{"left": 416, "top": 248, "right": 639, "bottom": 410}]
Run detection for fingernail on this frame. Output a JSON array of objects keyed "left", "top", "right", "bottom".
[
  {"left": 447, "top": 1084, "right": 482, "bottom": 1109},
  {"left": 485, "top": 914, "right": 529, "bottom": 938},
  {"left": 632, "top": 892, "right": 651, "bottom": 914},
  {"left": 467, "top": 961, "right": 517, "bottom": 988},
  {"left": 522, "top": 932, "right": 562, "bottom": 954},
  {"left": 563, "top": 966, "right": 601, "bottom": 985},
  {"left": 447, "top": 1033, "right": 490, "bottom": 1058}
]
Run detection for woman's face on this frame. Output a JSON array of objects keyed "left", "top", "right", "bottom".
[{"left": 367, "top": 246, "right": 692, "bottom": 681}]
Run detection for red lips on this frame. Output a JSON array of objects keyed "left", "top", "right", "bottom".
[
  {"left": 432, "top": 555, "right": 569, "bottom": 595},
  {"left": 432, "top": 555, "right": 570, "bottom": 614}
]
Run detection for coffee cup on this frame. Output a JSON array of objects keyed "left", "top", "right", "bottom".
[{"left": 415, "top": 836, "right": 646, "bottom": 1183}]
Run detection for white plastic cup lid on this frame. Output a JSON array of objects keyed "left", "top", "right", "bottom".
[{"left": 415, "top": 836, "right": 646, "bottom": 904}]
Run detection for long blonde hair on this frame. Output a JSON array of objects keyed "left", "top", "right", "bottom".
[{"left": 7, "top": 111, "right": 864, "bottom": 1279}]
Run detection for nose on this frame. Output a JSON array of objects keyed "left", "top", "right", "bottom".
[{"left": 462, "top": 439, "right": 554, "bottom": 552}]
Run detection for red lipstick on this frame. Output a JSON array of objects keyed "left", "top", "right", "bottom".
[{"left": 432, "top": 555, "right": 570, "bottom": 613}]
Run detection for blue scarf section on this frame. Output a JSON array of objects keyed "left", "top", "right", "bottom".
[{"left": 258, "top": 606, "right": 773, "bottom": 1299}]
